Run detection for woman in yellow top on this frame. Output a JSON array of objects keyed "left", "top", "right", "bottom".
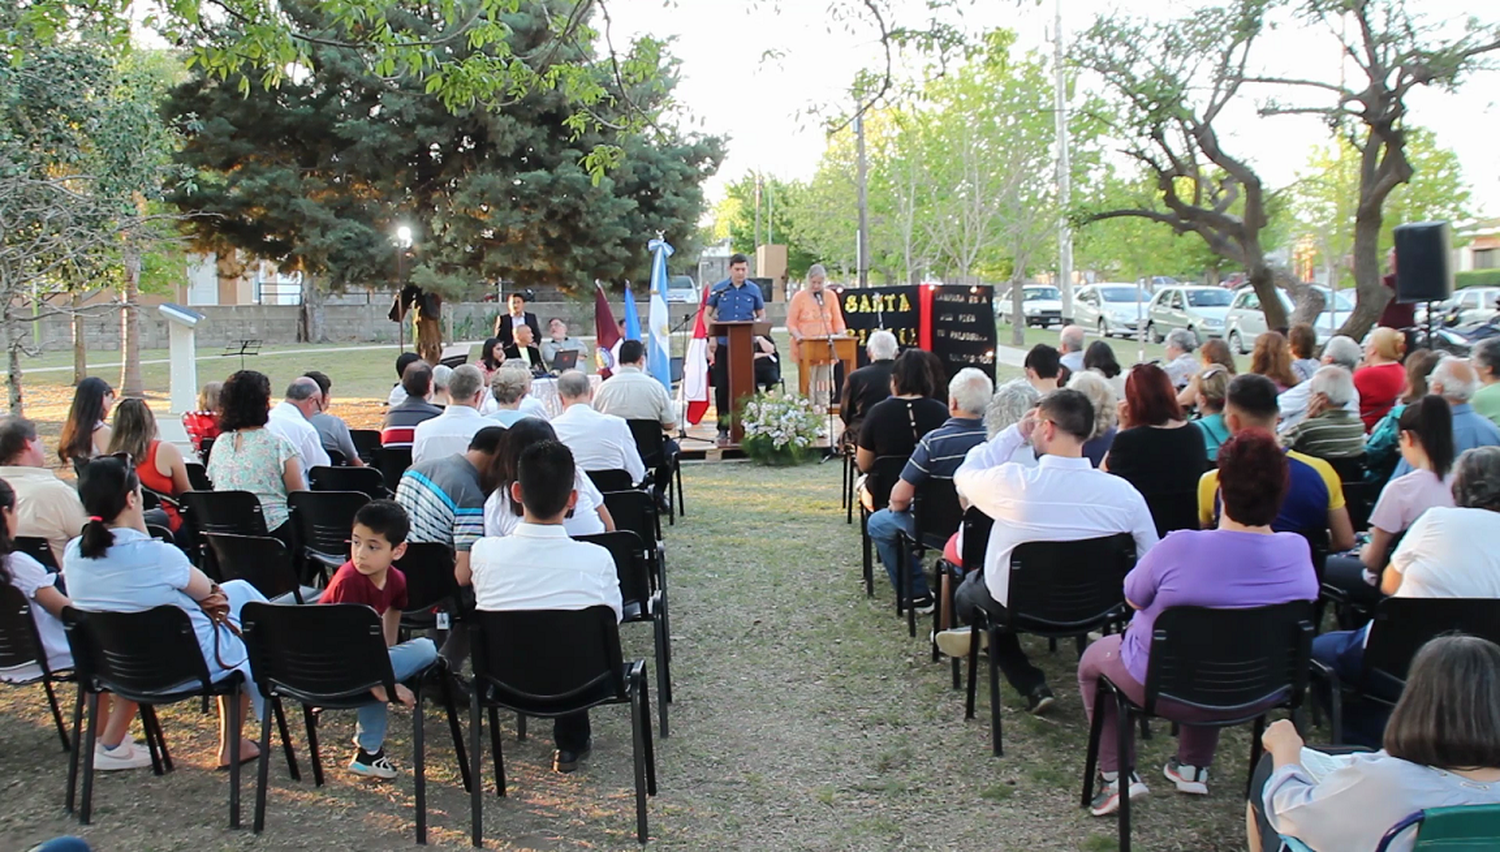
[{"left": 786, "top": 264, "right": 848, "bottom": 411}]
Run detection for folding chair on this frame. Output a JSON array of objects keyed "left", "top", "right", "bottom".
[
  {"left": 288, "top": 490, "right": 369, "bottom": 583},
  {"left": 203, "top": 534, "right": 321, "bottom": 604},
  {"left": 0, "top": 584, "right": 73, "bottom": 750},
  {"left": 627, "top": 420, "right": 684, "bottom": 524},
  {"left": 576, "top": 531, "right": 671, "bottom": 736}
]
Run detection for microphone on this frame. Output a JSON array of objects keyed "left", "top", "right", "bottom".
[{"left": 813, "top": 290, "right": 823, "bottom": 306}]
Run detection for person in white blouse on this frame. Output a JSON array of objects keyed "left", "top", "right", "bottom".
[
  {"left": 469, "top": 440, "right": 621, "bottom": 773},
  {"left": 267, "top": 378, "right": 331, "bottom": 470},
  {"left": 1250, "top": 635, "right": 1500, "bottom": 852},
  {"left": 480, "top": 418, "right": 613, "bottom": 538},
  {"left": 935, "top": 388, "right": 1159, "bottom": 715},
  {"left": 411, "top": 365, "right": 489, "bottom": 466},
  {"left": 549, "top": 370, "right": 646, "bottom": 485}
]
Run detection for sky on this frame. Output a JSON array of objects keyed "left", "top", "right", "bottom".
[{"left": 604, "top": 0, "right": 1500, "bottom": 218}]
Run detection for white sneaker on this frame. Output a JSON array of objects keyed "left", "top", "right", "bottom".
[
  {"left": 934, "top": 626, "right": 987, "bottom": 658},
  {"left": 93, "top": 740, "right": 153, "bottom": 771},
  {"left": 1090, "top": 772, "right": 1149, "bottom": 816},
  {"left": 1164, "top": 757, "right": 1210, "bottom": 795}
]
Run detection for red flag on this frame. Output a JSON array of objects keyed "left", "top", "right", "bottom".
[
  {"left": 594, "top": 282, "right": 621, "bottom": 378},
  {"left": 684, "top": 282, "right": 711, "bottom": 425}
]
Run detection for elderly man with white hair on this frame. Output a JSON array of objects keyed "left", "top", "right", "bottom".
[
  {"left": 839, "top": 329, "right": 899, "bottom": 446},
  {"left": 267, "top": 376, "right": 332, "bottom": 470},
  {"left": 1058, "top": 325, "right": 1087, "bottom": 374},
  {"left": 550, "top": 369, "right": 646, "bottom": 483},
  {"left": 1389, "top": 356, "right": 1500, "bottom": 480},
  {"left": 982, "top": 379, "right": 1042, "bottom": 465},
  {"left": 1162, "top": 329, "right": 1200, "bottom": 389},
  {"left": 1279, "top": 335, "right": 1363, "bottom": 433},
  {"left": 412, "top": 364, "right": 490, "bottom": 465},
  {"left": 866, "top": 367, "right": 993, "bottom": 611},
  {"left": 786, "top": 263, "right": 848, "bottom": 410},
  {"left": 1281, "top": 366, "right": 1366, "bottom": 461}
]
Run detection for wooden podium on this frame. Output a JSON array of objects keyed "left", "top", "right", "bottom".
[
  {"left": 708, "top": 320, "right": 768, "bottom": 445},
  {"left": 797, "top": 335, "right": 857, "bottom": 412}
]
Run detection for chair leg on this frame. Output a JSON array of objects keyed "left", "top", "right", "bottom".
[
  {"left": 675, "top": 463, "right": 684, "bottom": 519},
  {"left": 894, "top": 544, "right": 906, "bottom": 617},
  {"left": 660, "top": 597, "right": 674, "bottom": 701},
  {"left": 906, "top": 549, "right": 918, "bottom": 639},
  {"left": 1081, "top": 683, "right": 1107, "bottom": 807},
  {"left": 78, "top": 690, "right": 100, "bottom": 825},
  {"left": 145, "top": 705, "right": 173, "bottom": 771},
  {"left": 639, "top": 676, "right": 658, "bottom": 796},
  {"left": 43, "top": 677, "right": 69, "bottom": 752},
  {"left": 655, "top": 618, "right": 670, "bottom": 738},
  {"left": 414, "top": 684, "right": 427, "bottom": 845},
  {"left": 469, "top": 688, "right": 483, "bottom": 848},
  {"left": 65, "top": 686, "right": 85, "bottom": 814},
  {"left": 861, "top": 511, "right": 873, "bottom": 597},
  {"left": 227, "top": 686, "right": 241, "bottom": 829},
  {"left": 141, "top": 705, "right": 165, "bottom": 776},
  {"left": 272, "top": 698, "right": 299, "bottom": 782},
  {"left": 438, "top": 672, "right": 472, "bottom": 794},
  {"left": 487, "top": 706, "right": 505, "bottom": 797},
  {"left": 302, "top": 704, "right": 324, "bottom": 787},
  {"left": 254, "top": 701, "right": 274, "bottom": 833},
  {"left": 988, "top": 625, "right": 1003, "bottom": 757},
  {"left": 964, "top": 621, "right": 980, "bottom": 720},
  {"left": 631, "top": 682, "right": 649, "bottom": 843},
  {"left": 1247, "top": 715, "right": 1266, "bottom": 799},
  {"left": 1116, "top": 695, "right": 1133, "bottom": 852}
]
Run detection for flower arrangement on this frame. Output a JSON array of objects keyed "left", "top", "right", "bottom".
[{"left": 738, "top": 392, "right": 822, "bottom": 465}]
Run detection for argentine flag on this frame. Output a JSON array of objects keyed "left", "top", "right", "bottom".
[{"left": 646, "top": 237, "right": 674, "bottom": 391}]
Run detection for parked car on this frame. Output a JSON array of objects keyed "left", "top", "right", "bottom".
[
  {"left": 1223, "top": 285, "right": 1354, "bottom": 353},
  {"left": 665, "top": 274, "right": 701, "bottom": 304},
  {"left": 1440, "top": 287, "right": 1500, "bottom": 327},
  {"left": 1072, "top": 283, "right": 1151, "bottom": 339},
  {"left": 996, "top": 284, "right": 1064, "bottom": 327},
  {"left": 1145, "top": 285, "right": 1235, "bottom": 343}
]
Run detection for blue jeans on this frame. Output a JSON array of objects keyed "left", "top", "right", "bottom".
[
  {"left": 355, "top": 638, "right": 439, "bottom": 753},
  {"left": 868, "top": 508, "right": 930, "bottom": 600},
  {"left": 1312, "top": 625, "right": 1394, "bottom": 747}
]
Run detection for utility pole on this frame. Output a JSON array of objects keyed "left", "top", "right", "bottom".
[
  {"left": 856, "top": 113, "right": 870, "bottom": 289},
  {"left": 1053, "top": 0, "right": 1074, "bottom": 323},
  {"left": 753, "top": 173, "right": 762, "bottom": 256}
]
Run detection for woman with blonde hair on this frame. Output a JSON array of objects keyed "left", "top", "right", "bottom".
[
  {"left": 1355, "top": 327, "right": 1407, "bottom": 430},
  {"left": 1251, "top": 331, "right": 1300, "bottom": 391},
  {"left": 1176, "top": 338, "right": 1238, "bottom": 408},
  {"left": 107, "top": 399, "right": 192, "bottom": 532},
  {"left": 1067, "top": 369, "right": 1119, "bottom": 467},
  {"left": 1192, "top": 366, "right": 1233, "bottom": 461},
  {"left": 181, "top": 380, "right": 223, "bottom": 454}
]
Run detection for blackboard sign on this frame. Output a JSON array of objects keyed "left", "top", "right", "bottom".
[
  {"left": 929, "top": 284, "right": 997, "bottom": 381},
  {"left": 834, "top": 285, "right": 920, "bottom": 368}
]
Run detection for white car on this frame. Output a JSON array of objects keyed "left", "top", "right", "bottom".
[
  {"left": 1223, "top": 286, "right": 1354, "bottom": 353},
  {"left": 1441, "top": 287, "right": 1500, "bottom": 327},
  {"left": 1145, "top": 285, "right": 1234, "bottom": 344},
  {"left": 1072, "top": 283, "right": 1151, "bottom": 339},
  {"left": 665, "top": 275, "right": 700, "bottom": 304},
  {"left": 996, "top": 285, "right": 1064, "bottom": 328}
]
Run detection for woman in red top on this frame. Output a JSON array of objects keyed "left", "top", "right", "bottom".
[
  {"left": 181, "top": 381, "right": 222, "bottom": 455},
  {"left": 108, "top": 399, "right": 193, "bottom": 531},
  {"left": 1354, "top": 327, "right": 1407, "bottom": 431}
]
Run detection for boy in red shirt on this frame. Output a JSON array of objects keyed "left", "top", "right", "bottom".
[{"left": 320, "top": 499, "right": 438, "bottom": 779}]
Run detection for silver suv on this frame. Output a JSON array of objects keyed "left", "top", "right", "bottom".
[{"left": 1146, "top": 285, "right": 1234, "bottom": 344}]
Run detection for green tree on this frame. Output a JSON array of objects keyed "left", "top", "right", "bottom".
[{"left": 714, "top": 173, "right": 817, "bottom": 278}]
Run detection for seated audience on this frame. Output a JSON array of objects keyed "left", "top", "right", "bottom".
[
  {"left": 477, "top": 337, "right": 506, "bottom": 383},
  {"left": 984, "top": 380, "right": 1042, "bottom": 462},
  {"left": 107, "top": 398, "right": 191, "bottom": 532},
  {"left": 1066, "top": 371, "right": 1117, "bottom": 467},
  {"left": 839, "top": 330, "right": 899, "bottom": 447},
  {"left": 380, "top": 362, "right": 443, "bottom": 449},
  {"left": 1104, "top": 364, "right": 1208, "bottom": 500},
  {"left": 1084, "top": 340, "right": 1125, "bottom": 398},
  {"left": 395, "top": 426, "right": 504, "bottom": 591},
  {"left": 1281, "top": 366, "right": 1366, "bottom": 462},
  {"left": 752, "top": 334, "right": 782, "bottom": 392},
  {"left": 1251, "top": 636, "right": 1500, "bottom": 852},
  {"left": 1363, "top": 349, "right": 1443, "bottom": 482},
  {"left": 1280, "top": 334, "right": 1362, "bottom": 432},
  {"left": 205, "top": 370, "right": 304, "bottom": 546},
  {"left": 1198, "top": 374, "right": 1355, "bottom": 551},
  {"left": 469, "top": 440, "right": 623, "bottom": 774},
  {"left": 551, "top": 370, "right": 647, "bottom": 484},
  {"left": 503, "top": 324, "right": 546, "bottom": 376},
  {"left": 58, "top": 377, "right": 115, "bottom": 469},
  {"left": 593, "top": 340, "right": 679, "bottom": 506},
  {"left": 302, "top": 370, "right": 365, "bottom": 467},
  {"left": 1287, "top": 323, "right": 1320, "bottom": 384},
  {"left": 1389, "top": 357, "right": 1500, "bottom": 480},
  {"left": 319, "top": 500, "right": 438, "bottom": 779},
  {"left": 482, "top": 418, "right": 611, "bottom": 538},
  {"left": 1191, "top": 366, "right": 1232, "bottom": 461},
  {"left": 936, "top": 389, "right": 1159, "bottom": 714},
  {"left": 267, "top": 378, "right": 331, "bottom": 470},
  {"left": 1251, "top": 330, "right": 1300, "bottom": 392},
  {"left": 487, "top": 364, "right": 548, "bottom": 427},
  {"left": 867, "top": 368, "right": 991, "bottom": 611},
  {"left": 182, "top": 380, "right": 222, "bottom": 454},
  {"left": 1162, "top": 329, "right": 1200, "bottom": 390},
  {"left": 1175, "top": 338, "right": 1236, "bottom": 409},
  {"left": 1474, "top": 337, "right": 1500, "bottom": 427},
  {"left": 1023, "top": 344, "right": 1062, "bottom": 393},
  {"left": 412, "top": 365, "right": 489, "bottom": 466},
  {"left": 431, "top": 364, "right": 454, "bottom": 407},
  {"left": 1355, "top": 327, "right": 1407, "bottom": 431},
  {"left": 857, "top": 349, "right": 949, "bottom": 484},
  {"left": 916, "top": 349, "right": 949, "bottom": 402},
  {"left": 1079, "top": 429, "right": 1317, "bottom": 814},
  {"left": 0, "top": 417, "right": 87, "bottom": 565},
  {"left": 540, "top": 318, "right": 589, "bottom": 369},
  {"left": 386, "top": 353, "right": 423, "bottom": 407},
  {"left": 66, "top": 456, "right": 265, "bottom": 769},
  {"left": 1059, "top": 325, "right": 1087, "bottom": 374}
]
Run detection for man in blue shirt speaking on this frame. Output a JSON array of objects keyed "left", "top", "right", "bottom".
[{"left": 707, "top": 253, "right": 767, "bottom": 444}]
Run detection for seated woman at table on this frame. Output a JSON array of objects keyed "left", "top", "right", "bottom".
[{"left": 1249, "top": 634, "right": 1500, "bottom": 852}]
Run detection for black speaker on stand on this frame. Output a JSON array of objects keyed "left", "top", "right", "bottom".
[{"left": 1393, "top": 221, "right": 1453, "bottom": 351}]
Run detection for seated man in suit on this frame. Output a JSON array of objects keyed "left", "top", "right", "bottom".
[
  {"left": 503, "top": 323, "right": 547, "bottom": 376},
  {"left": 494, "top": 291, "right": 541, "bottom": 347}
]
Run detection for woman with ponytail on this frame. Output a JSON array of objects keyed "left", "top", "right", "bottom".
[{"left": 63, "top": 457, "right": 267, "bottom": 768}]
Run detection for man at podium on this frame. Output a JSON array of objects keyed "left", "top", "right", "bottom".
[
  {"left": 707, "top": 253, "right": 766, "bottom": 444},
  {"left": 786, "top": 263, "right": 847, "bottom": 411}
]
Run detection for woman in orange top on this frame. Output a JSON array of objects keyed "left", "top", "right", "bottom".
[
  {"left": 786, "top": 263, "right": 848, "bottom": 410},
  {"left": 108, "top": 398, "right": 193, "bottom": 532}
]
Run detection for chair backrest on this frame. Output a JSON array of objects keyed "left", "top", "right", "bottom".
[
  {"left": 184, "top": 461, "right": 212, "bottom": 492},
  {"left": 288, "top": 490, "right": 369, "bottom": 558},
  {"left": 307, "top": 465, "right": 388, "bottom": 500},
  {"left": 394, "top": 542, "right": 459, "bottom": 612},
  {"left": 12, "top": 537, "right": 58, "bottom": 572},
  {"left": 865, "top": 455, "right": 908, "bottom": 511},
  {"left": 1143, "top": 601, "right": 1315, "bottom": 717},
  {"left": 587, "top": 468, "right": 637, "bottom": 493},
  {"left": 373, "top": 446, "right": 412, "bottom": 493},
  {"left": 626, "top": 420, "right": 669, "bottom": 468},
  {"left": 1145, "top": 490, "right": 1201, "bottom": 539},
  {"left": 469, "top": 607, "right": 627, "bottom": 712},
  {"left": 1006, "top": 533, "right": 1137, "bottom": 634},
  {"left": 1342, "top": 479, "right": 1381, "bottom": 533},
  {"left": 1293, "top": 528, "right": 1331, "bottom": 583},
  {"left": 574, "top": 531, "right": 653, "bottom": 611},
  {"left": 601, "top": 489, "right": 662, "bottom": 550},
  {"left": 0, "top": 583, "right": 51, "bottom": 673},
  {"left": 179, "top": 490, "right": 268, "bottom": 537},
  {"left": 911, "top": 478, "right": 964, "bottom": 550},
  {"left": 957, "top": 508, "right": 994, "bottom": 572},
  {"left": 1325, "top": 454, "right": 1366, "bottom": 484},
  {"left": 1397, "top": 804, "right": 1500, "bottom": 852},
  {"left": 145, "top": 524, "right": 175, "bottom": 545},
  {"left": 349, "top": 430, "right": 382, "bottom": 465},
  {"left": 325, "top": 448, "right": 348, "bottom": 467},
  {"left": 60, "top": 605, "right": 214, "bottom": 700},
  {"left": 203, "top": 533, "right": 304, "bottom": 602},
  {"left": 1363, "top": 598, "right": 1500, "bottom": 697},
  {"left": 197, "top": 437, "right": 215, "bottom": 466},
  {"left": 239, "top": 602, "right": 395, "bottom": 705}
]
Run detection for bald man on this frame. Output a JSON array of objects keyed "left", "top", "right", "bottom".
[{"left": 268, "top": 376, "right": 332, "bottom": 469}]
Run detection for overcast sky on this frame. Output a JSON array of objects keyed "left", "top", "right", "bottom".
[{"left": 605, "top": 0, "right": 1500, "bottom": 218}]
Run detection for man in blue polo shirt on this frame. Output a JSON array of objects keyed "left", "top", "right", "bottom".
[{"left": 707, "top": 253, "right": 767, "bottom": 443}]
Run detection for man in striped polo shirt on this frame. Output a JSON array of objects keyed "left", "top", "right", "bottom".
[
  {"left": 381, "top": 361, "right": 443, "bottom": 448},
  {"left": 867, "top": 367, "right": 993, "bottom": 611},
  {"left": 1281, "top": 366, "right": 1366, "bottom": 463}
]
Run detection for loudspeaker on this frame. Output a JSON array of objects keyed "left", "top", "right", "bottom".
[{"left": 1393, "top": 221, "right": 1453, "bottom": 304}]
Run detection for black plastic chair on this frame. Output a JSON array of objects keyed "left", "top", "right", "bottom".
[
  {"left": 350, "top": 430, "right": 382, "bottom": 465},
  {"left": 1325, "top": 454, "right": 1366, "bottom": 484},
  {"left": 239, "top": 602, "right": 470, "bottom": 842},
  {"left": 1313, "top": 597, "right": 1500, "bottom": 743},
  {"left": 576, "top": 531, "right": 671, "bottom": 737},
  {"left": 933, "top": 508, "right": 995, "bottom": 683},
  {"left": 587, "top": 468, "right": 640, "bottom": 493},
  {"left": 895, "top": 477, "right": 965, "bottom": 637},
  {"left": 602, "top": 489, "right": 668, "bottom": 596},
  {"left": 964, "top": 533, "right": 1138, "bottom": 756},
  {"left": 1342, "top": 479, "right": 1381, "bottom": 533},
  {"left": 859, "top": 455, "right": 908, "bottom": 598},
  {"left": 307, "top": 465, "right": 389, "bottom": 500},
  {"left": 288, "top": 490, "right": 369, "bottom": 582},
  {"left": 842, "top": 441, "right": 858, "bottom": 524},
  {"left": 1144, "top": 490, "right": 1201, "bottom": 538},
  {"left": 60, "top": 605, "right": 263, "bottom": 828},
  {"left": 185, "top": 461, "right": 212, "bottom": 492},
  {"left": 0, "top": 584, "right": 73, "bottom": 749},
  {"left": 1080, "top": 602, "right": 1315, "bottom": 852},
  {"left": 204, "top": 534, "right": 320, "bottom": 604},
  {"left": 13, "top": 536, "right": 59, "bottom": 572},
  {"left": 374, "top": 446, "right": 413, "bottom": 493},
  {"left": 145, "top": 524, "right": 176, "bottom": 545},
  {"left": 395, "top": 543, "right": 461, "bottom": 639},
  {"left": 467, "top": 607, "right": 657, "bottom": 846},
  {"left": 179, "top": 490, "right": 268, "bottom": 537},
  {"left": 626, "top": 419, "right": 685, "bottom": 524},
  {"left": 198, "top": 436, "right": 216, "bottom": 465}
]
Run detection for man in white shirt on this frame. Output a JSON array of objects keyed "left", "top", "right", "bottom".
[
  {"left": 469, "top": 440, "right": 621, "bottom": 772},
  {"left": 0, "top": 417, "right": 88, "bottom": 565},
  {"left": 1058, "top": 325, "right": 1086, "bottom": 374},
  {"left": 412, "top": 365, "right": 490, "bottom": 465},
  {"left": 268, "top": 377, "right": 332, "bottom": 470},
  {"left": 1279, "top": 335, "right": 1362, "bottom": 433},
  {"left": 550, "top": 370, "right": 646, "bottom": 484},
  {"left": 593, "top": 340, "right": 676, "bottom": 503},
  {"left": 937, "top": 388, "right": 1159, "bottom": 714}
]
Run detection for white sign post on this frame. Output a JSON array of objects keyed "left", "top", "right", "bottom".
[{"left": 158, "top": 303, "right": 205, "bottom": 415}]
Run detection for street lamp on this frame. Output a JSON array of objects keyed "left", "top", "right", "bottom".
[{"left": 394, "top": 225, "right": 414, "bottom": 351}]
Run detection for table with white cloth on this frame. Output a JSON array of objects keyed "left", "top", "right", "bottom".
[{"left": 530, "top": 375, "right": 603, "bottom": 418}]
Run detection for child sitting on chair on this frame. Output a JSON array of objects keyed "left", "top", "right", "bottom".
[{"left": 320, "top": 499, "right": 438, "bottom": 779}]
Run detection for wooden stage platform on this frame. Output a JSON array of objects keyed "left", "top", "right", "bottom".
[{"left": 675, "top": 413, "right": 844, "bottom": 462}]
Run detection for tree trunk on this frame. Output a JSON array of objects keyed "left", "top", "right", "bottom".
[
  {"left": 119, "top": 245, "right": 144, "bottom": 397},
  {"left": 415, "top": 315, "right": 442, "bottom": 365},
  {"left": 1010, "top": 276, "right": 1026, "bottom": 347},
  {"left": 299, "top": 273, "right": 327, "bottom": 344},
  {"left": 1246, "top": 263, "right": 1289, "bottom": 331},
  {"left": 3, "top": 314, "right": 23, "bottom": 417},
  {"left": 1345, "top": 196, "right": 1389, "bottom": 343},
  {"left": 72, "top": 290, "right": 86, "bottom": 385}
]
